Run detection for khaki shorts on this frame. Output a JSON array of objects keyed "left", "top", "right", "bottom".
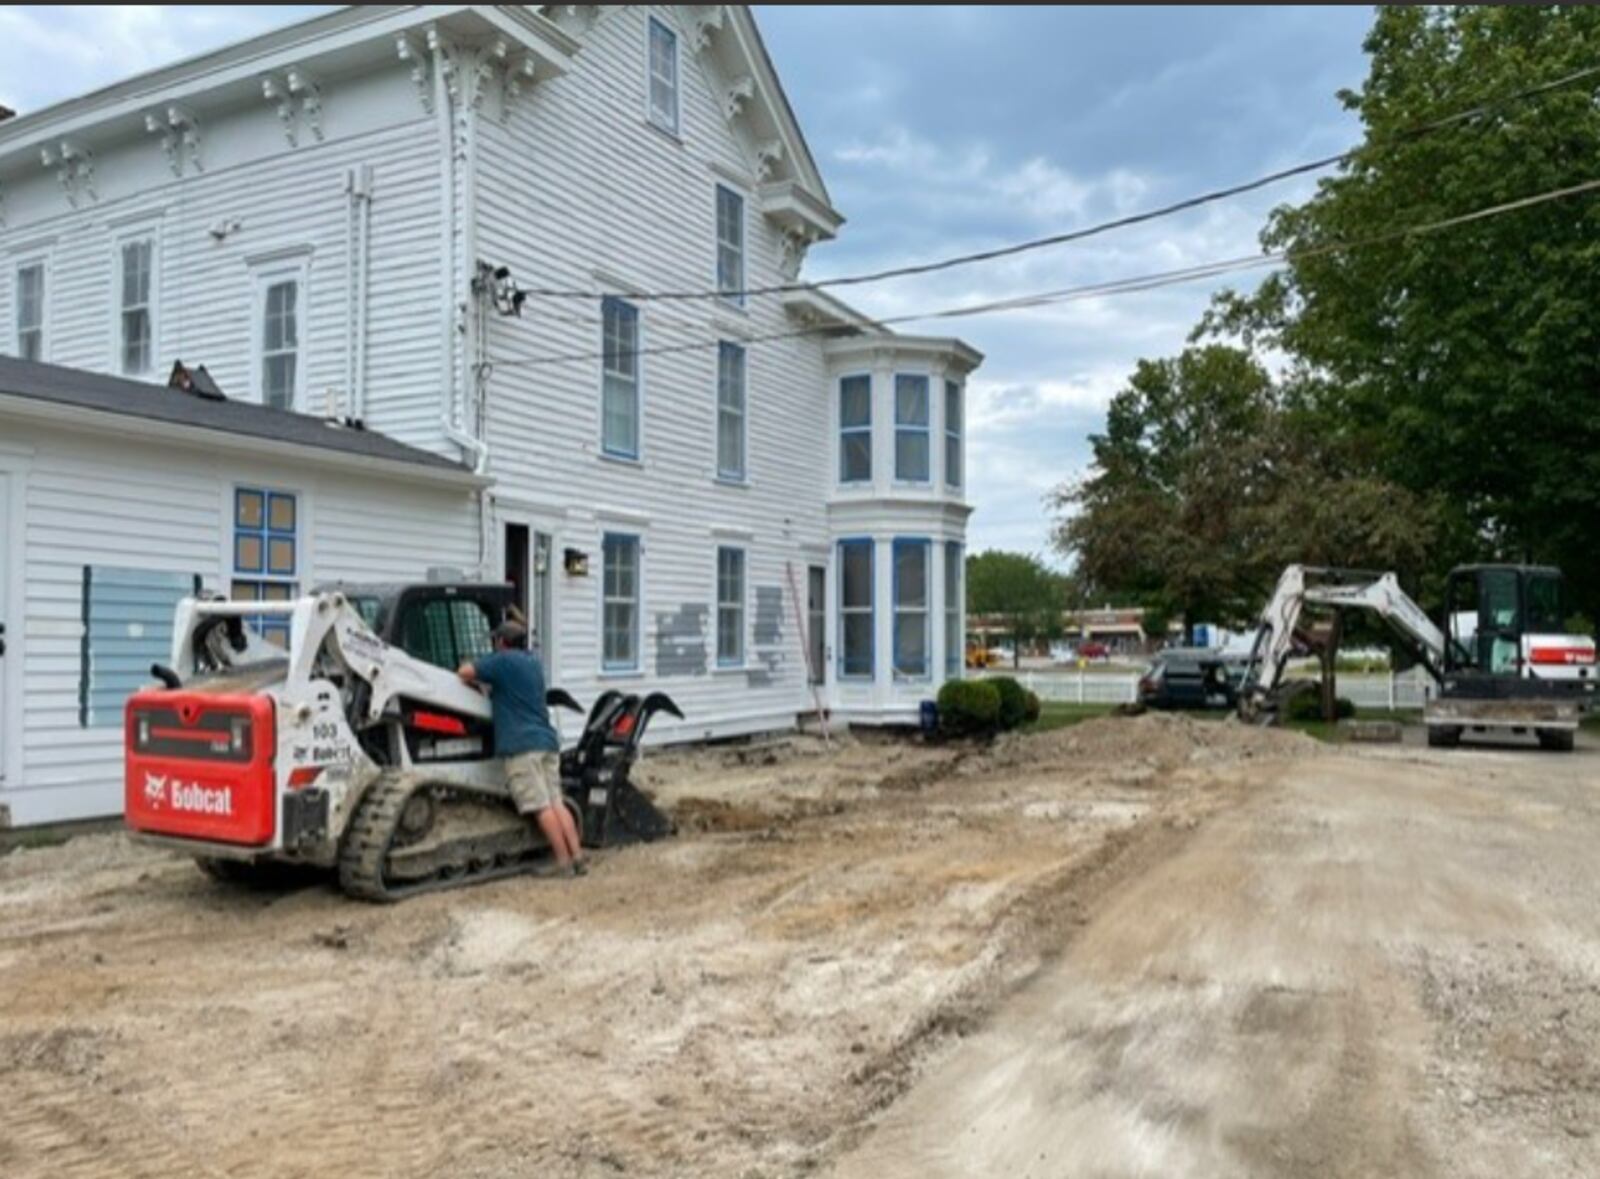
[{"left": 505, "top": 751, "right": 561, "bottom": 815}]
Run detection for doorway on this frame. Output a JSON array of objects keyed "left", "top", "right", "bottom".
[
  {"left": 807, "top": 564, "right": 826, "bottom": 686},
  {"left": 502, "top": 521, "right": 555, "bottom": 664}
]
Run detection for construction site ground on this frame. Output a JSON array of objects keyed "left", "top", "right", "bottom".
[{"left": 2, "top": 715, "right": 1598, "bottom": 1178}]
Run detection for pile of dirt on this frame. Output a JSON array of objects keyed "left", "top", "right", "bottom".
[{"left": 983, "top": 712, "right": 1316, "bottom": 777}]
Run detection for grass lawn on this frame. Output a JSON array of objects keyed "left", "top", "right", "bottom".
[{"left": 1024, "top": 702, "right": 1119, "bottom": 733}]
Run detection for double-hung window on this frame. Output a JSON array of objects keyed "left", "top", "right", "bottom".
[
  {"left": 716, "top": 341, "right": 746, "bottom": 480},
  {"left": 838, "top": 539, "right": 874, "bottom": 679},
  {"left": 232, "top": 487, "right": 298, "bottom": 647},
  {"left": 259, "top": 275, "right": 301, "bottom": 410},
  {"left": 944, "top": 380, "right": 963, "bottom": 489},
  {"left": 944, "top": 542, "right": 963, "bottom": 678},
  {"left": 602, "top": 297, "right": 641, "bottom": 458},
  {"left": 839, "top": 375, "right": 872, "bottom": 483},
  {"left": 118, "top": 237, "right": 155, "bottom": 376},
  {"left": 895, "top": 375, "right": 931, "bottom": 483},
  {"left": 647, "top": 16, "right": 679, "bottom": 134},
  {"left": 603, "top": 532, "right": 641, "bottom": 672},
  {"left": 716, "top": 185, "right": 745, "bottom": 305},
  {"left": 716, "top": 546, "right": 746, "bottom": 667},
  {"left": 893, "top": 539, "right": 931, "bottom": 679},
  {"left": 15, "top": 262, "right": 44, "bottom": 361}
]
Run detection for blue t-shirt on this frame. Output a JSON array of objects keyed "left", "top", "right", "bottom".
[{"left": 472, "top": 650, "right": 560, "bottom": 756}]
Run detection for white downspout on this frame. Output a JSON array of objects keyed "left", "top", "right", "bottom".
[
  {"left": 353, "top": 164, "right": 373, "bottom": 422},
  {"left": 343, "top": 167, "right": 357, "bottom": 419}
]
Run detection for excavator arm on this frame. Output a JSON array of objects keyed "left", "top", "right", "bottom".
[{"left": 1238, "top": 565, "right": 1445, "bottom": 720}]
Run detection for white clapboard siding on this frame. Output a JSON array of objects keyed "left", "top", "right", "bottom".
[
  {"left": 474, "top": 6, "right": 830, "bottom": 737},
  {"left": 1, "top": 418, "right": 476, "bottom": 824}
]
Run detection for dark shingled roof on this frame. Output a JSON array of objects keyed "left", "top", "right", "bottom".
[{"left": 0, "top": 354, "right": 470, "bottom": 476}]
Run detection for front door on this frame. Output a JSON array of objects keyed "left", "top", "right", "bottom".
[{"left": 807, "top": 565, "right": 826, "bottom": 686}]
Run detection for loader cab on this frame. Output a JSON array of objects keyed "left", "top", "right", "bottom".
[
  {"left": 318, "top": 581, "right": 519, "bottom": 672},
  {"left": 1442, "top": 564, "right": 1565, "bottom": 679}
]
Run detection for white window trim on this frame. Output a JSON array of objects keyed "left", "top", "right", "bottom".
[
  {"left": 715, "top": 182, "right": 747, "bottom": 309},
  {"left": 837, "top": 371, "right": 873, "bottom": 486},
  {"left": 600, "top": 296, "right": 645, "bottom": 462},
  {"left": 715, "top": 339, "right": 748, "bottom": 483},
  {"left": 111, "top": 226, "right": 161, "bottom": 379},
  {"left": 944, "top": 378, "right": 964, "bottom": 490},
  {"left": 249, "top": 254, "right": 311, "bottom": 412},
  {"left": 645, "top": 14, "right": 681, "bottom": 137},
  {"left": 893, "top": 371, "right": 933, "bottom": 486},
  {"left": 600, "top": 530, "right": 644, "bottom": 675},
  {"left": 714, "top": 544, "right": 748, "bottom": 669},
  {"left": 12, "top": 253, "right": 50, "bottom": 362}
]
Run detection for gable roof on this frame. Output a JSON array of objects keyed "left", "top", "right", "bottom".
[{"left": 0, "top": 355, "right": 481, "bottom": 485}]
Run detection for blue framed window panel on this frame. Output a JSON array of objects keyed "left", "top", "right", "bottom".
[
  {"left": 601, "top": 297, "right": 641, "bottom": 459},
  {"left": 838, "top": 538, "right": 874, "bottom": 680},
  {"left": 895, "top": 374, "right": 930, "bottom": 482},
  {"left": 944, "top": 379, "right": 963, "bottom": 489},
  {"left": 602, "top": 532, "right": 641, "bottom": 671},
  {"left": 80, "top": 566, "right": 202, "bottom": 727},
  {"left": 839, "top": 375, "right": 871, "bottom": 483},
  {"left": 892, "top": 538, "right": 931, "bottom": 679},
  {"left": 944, "top": 541, "right": 963, "bottom": 678},
  {"left": 232, "top": 488, "right": 298, "bottom": 647},
  {"left": 716, "top": 545, "right": 746, "bottom": 666}
]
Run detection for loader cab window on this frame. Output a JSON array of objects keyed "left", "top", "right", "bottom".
[
  {"left": 399, "top": 597, "right": 497, "bottom": 672},
  {"left": 1526, "top": 571, "right": 1565, "bottom": 634},
  {"left": 1447, "top": 568, "right": 1523, "bottom": 676}
]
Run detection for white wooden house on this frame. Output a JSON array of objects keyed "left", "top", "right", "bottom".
[{"left": 0, "top": 5, "right": 980, "bottom": 826}]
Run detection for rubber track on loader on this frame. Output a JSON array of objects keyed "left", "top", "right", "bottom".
[{"left": 337, "top": 772, "right": 543, "bottom": 903}]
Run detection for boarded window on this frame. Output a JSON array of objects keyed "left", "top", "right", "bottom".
[
  {"left": 838, "top": 539, "right": 873, "bottom": 679},
  {"left": 602, "top": 297, "right": 641, "bottom": 458},
  {"left": 717, "top": 341, "right": 746, "bottom": 480},
  {"left": 232, "top": 487, "right": 298, "bottom": 647},
  {"left": 647, "top": 16, "right": 679, "bottom": 133},
  {"left": 839, "top": 375, "right": 872, "bottom": 483},
  {"left": 893, "top": 539, "right": 930, "bottom": 678},
  {"left": 81, "top": 567, "right": 200, "bottom": 727}
]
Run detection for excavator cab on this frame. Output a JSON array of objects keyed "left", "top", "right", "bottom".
[{"left": 1442, "top": 565, "right": 1569, "bottom": 679}]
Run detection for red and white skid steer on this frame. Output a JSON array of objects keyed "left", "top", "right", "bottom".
[{"left": 124, "top": 582, "right": 678, "bottom": 900}]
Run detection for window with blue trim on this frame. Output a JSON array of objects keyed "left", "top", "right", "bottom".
[
  {"left": 838, "top": 539, "right": 874, "bottom": 679},
  {"left": 839, "top": 375, "right": 871, "bottom": 483},
  {"left": 893, "top": 539, "right": 931, "bottom": 678},
  {"left": 602, "top": 532, "right": 641, "bottom": 671},
  {"left": 945, "top": 541, "right": 963, "bottom": 677},
  {"left": 232, "top": 488, "right": 298, "bottom": 647},
  {"left": 602, "top": 297, "right": 641, "bottom": 458},
  {"left": 716, "top": 546, "right": 745, "bottom": 666},
  {"left": 944, "top": 379, "right": 963, "bottom": 488},
  {"left": 895, "top": 374, "right": 930, "bottom": 482}
]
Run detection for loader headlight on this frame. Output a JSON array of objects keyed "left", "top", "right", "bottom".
[
  {"left": 230, "top": 717, "right": 248, "bottom": 753},
  {"left": 137, "top": 717, "right": 150, "bottom": 746}
]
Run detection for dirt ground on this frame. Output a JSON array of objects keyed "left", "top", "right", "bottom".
[{"left": 1, "top": 717, "right": 1596, "bottom": 1177}]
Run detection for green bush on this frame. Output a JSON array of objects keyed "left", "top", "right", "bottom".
[
  {"left": 938, "top": 679, "right": 1001, "bottom": 738},
  {"left": 1023, "top": 690, "right": 1042, "bottom": 724},
  {"left": 1285, "top": 689, "right": 1356, "bottom": 722},
  {"left": 989, "top": 676, "right": 1029, "bottom": 731}
]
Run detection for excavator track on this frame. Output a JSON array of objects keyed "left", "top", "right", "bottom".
[{"left": 337, "top": 772, "right": 553, "bottom": 902}]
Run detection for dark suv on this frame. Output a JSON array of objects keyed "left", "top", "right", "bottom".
[{"left": 1138, "top": 648, "right": 1247, "bottom": 710}]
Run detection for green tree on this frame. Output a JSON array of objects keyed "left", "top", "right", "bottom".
[
  {"left": 1051, "top": 345, "right": 1439, "bottom": 634},
  {"left": 1201, "top": 5, "right": 1600, "bottom": 620},
  {"left": 965, "top": 550, "right": 1063, "bottom": 667}
]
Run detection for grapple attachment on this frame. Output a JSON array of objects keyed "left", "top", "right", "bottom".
[{"left": 550, "top": 690, "right": 681, "bottom": 848}]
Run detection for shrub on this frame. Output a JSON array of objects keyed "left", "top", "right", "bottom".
[
  {"left": 990, "top": 676, "right": 1029, "bottom": 731},
  {"left": 1024, "top": 690, "right": 1042, "bottom": 724},
  {"left": 1285, "top": 689, "right": 1356, "bottom": 722},
  {"left": 937, "top": 679, "right": 1001, "bottom": 738}
]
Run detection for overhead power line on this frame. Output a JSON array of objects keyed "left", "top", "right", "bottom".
[
  {"left": 516, "top": 62, "right": 1600, "bottom": 305},
  {"left": 487, "top": 176, "right": 1600, "bottom": 370}
]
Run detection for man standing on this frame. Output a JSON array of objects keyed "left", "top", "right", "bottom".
[{"left": 458, "top": 622, "right": 586, "bottom": 876}]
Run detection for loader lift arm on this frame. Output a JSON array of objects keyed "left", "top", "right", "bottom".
[{"left": 1238, "top": 565, "right": 1445, "bottom": 720}]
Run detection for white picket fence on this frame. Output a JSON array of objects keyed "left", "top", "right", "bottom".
[{"left": 976, "top": 669, "right": 1436, "bottom": 710}]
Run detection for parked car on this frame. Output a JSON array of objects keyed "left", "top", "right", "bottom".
[
  {"left": 1138, "top": 648, "right": 1249, "bottom": 710},
  {"left": 1076, "top": 640, "right": 1111, "bottom": 661}
]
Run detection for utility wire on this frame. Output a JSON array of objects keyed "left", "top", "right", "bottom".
[
  {"left": 515, "top": 62, "right": 1600, "bottom": 304},
  {"left": 488, "top": 176, "right": 1600, "bottom": 370}
]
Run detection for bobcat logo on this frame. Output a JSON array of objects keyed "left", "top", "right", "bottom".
[{"left": 143, "top": 772, "right": 168, "bottom": 810}]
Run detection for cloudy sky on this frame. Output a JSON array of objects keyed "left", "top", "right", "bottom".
[{"left": 0, "top": 6, "right": 1375, "bottom": 562}]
